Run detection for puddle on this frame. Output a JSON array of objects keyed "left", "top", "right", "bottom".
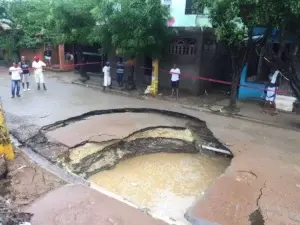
[
  {"left": 24, "top": 110, "right": 233, "bottom": 224},
  {"left": 89, "top": 152, "right": 230, "bottom": 224}
]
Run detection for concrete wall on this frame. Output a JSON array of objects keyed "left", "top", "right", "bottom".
[
  {"left": 105, "top": 29, "right": 232, "bottom": 95},
  {"left": 20, "top": 45, "right": 59, "bottom": 65},
  {"left": 158, "top": 29, "right": 232, "bottom": 95},
  {"left": 158, "top": 29, "right": 202, "bottom": 94}
]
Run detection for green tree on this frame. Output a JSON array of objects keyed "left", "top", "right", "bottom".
[
  {"left": 0, "top": 0, "right": 52, "bottom": 58},
  {"left": 90, "top": 0, "right": 172, "bottom": 58},
  {"left": 194, "top": 0, "right": 300, "bottom": 107},
  {"left": 0, "top": 4, "right": 18, "bottom": 62},
  {"left": 8, "top": 0, "right": 51, "bottom": 48},
  {"left": 0, "top": 5, "right": 10, "bottom": 32},
  {"left": 45, "top": 0, "right": 96, "bottom": 45}
]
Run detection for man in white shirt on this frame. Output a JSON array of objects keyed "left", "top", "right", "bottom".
[
  {"left": 170, "top": 63, "right": 180, "bottom": 99},
  {"left": 9, "top": 62, "right": 22, "bottom": 98},
  {"left": 32, "top": 56, "right": 47, "bottom": 90},
  {"left": 102, "top": 61, "right": 111, "bottom": 90}
]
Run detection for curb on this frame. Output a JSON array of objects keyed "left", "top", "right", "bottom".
[{"left": 71, "top": 80, "right": 299, "bottom": 131}]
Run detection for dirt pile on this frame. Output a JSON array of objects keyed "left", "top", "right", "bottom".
[{"left": 0, "top": 148, "right": 65, "bottom": 225}]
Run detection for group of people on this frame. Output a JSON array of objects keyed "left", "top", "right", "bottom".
[
  {"left": 101, "top": 58, "right": 125, "bottom": 90},
  {"left": 101, "top": 58, "right": 181, "bottom": 99},
  {"left": 8, "top": 56, "right": 47, "bottom": 98}
]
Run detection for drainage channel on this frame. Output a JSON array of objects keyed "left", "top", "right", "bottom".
[{"left": 15, "top": 109, "right": 233, "bottom": 225}]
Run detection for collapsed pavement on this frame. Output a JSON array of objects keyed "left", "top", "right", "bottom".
[
  {"left": 20, "top": 108, "right": 232, "bottom": 225},
  {"left": 26, "top": 109, "right": 233, "bottom": 178}
]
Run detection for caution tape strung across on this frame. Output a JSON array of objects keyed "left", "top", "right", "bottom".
[{"left": 0, "top": 60, "right": 291, "bottom": 95}]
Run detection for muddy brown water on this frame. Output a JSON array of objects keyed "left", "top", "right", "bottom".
[{"left": 89, "top": 152, "right": 230, "bottom": 224}]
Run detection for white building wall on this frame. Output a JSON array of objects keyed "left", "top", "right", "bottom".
[{"left": 162, "top": 0, "right": 211, "bottom": 27}]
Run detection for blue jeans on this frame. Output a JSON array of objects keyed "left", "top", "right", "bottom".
[
  {"left": 117, "top": 73, "right": 124, "bottom": 85},
  {"left": 11, "top": 80, "right": 20, "bottom": 96}
]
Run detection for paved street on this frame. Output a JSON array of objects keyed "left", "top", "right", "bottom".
[{"left": 1, "top": 71, "right": 300, "bottom": 225}]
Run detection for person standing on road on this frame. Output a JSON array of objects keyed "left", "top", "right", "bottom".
[
  {"left": 8, "top": 62, "right": 22, "bottom": 98},
  {"left": 263, "top": 69, "right": 280, "bottom": 115},
  {"left": 44, "top": 47, "right": 52, "bottom": 67},
  {"left": 20, "top": 56, "right": 30, "bottom": 91},
  {"left": 79, "top": 54, "right": 90, "bottom": 82},
  {"left": 102, "top": 61, "right": 111, "bottom": 90},
  {"left": 32, "top": 56, "right": 47, "bottom": 91},
  {"left": 170, "top": 63, "right": 180, "bottom": 99},
  {"left": 116, "top": 57, "right": 125, "bottom": 87}
]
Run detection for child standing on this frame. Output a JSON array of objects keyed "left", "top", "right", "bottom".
[{"left": 9, "top": 62, "right": 22, "bottom": 98}]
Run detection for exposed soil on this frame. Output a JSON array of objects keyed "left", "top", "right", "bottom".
[
  {"left": 0, "top": 147, "right": 65, "bottom": 225},
  {"left": 24, "top": 110, "right": 232, "bottom": 180}
]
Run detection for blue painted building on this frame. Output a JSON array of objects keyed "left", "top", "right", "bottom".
[{"left": 238, "top": 27, "right": 295, "bottom": 100}]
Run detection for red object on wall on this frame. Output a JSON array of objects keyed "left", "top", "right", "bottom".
[{"left": 168, "top": 17, "right": 175, "bottom": 27}]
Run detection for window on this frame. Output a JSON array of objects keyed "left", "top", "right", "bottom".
[
  {"left": 185, "top": 0, "right": 203, "bottom": 15},
  {"left": 185, "top": 0, "right": 195, "bottom": 14},
  {"left": 168, "top": 39, "right": 196, "bottom": 56}
]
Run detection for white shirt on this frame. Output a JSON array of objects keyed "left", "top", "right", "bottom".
[
  {"left": 102, "top": 66, "right": 111, "bottom": 77},
  {"left": 9, "top": 66, "right": 22, "bottom": 80},
  {"left": 271, "top": 70, "right": 280, "bottom": 84},
  {"left": 32, "top": 60, "right": 46, "bottom": 74},
  {"left": 170, "top": 68, "right": 180, "bottom": 81}
]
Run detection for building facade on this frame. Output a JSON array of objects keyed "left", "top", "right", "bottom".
[
  {"left": 153, "top": 0, "right": 232, "bottom": 95},
  {"left": 162, "top": 0, "right": 210, "bottom": 28}
]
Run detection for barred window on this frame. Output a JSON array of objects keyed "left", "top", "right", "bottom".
[
  {"left": 185, "top": 0, "right": 196, "bottom": 14},
  {"left": 185, "top": 0, "right": 204, "bottom": 15},
  {"left": 168, "top": 39, "right": 196, "bottom": 56}
]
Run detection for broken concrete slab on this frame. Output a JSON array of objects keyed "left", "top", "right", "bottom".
[
  {"left": 187, "top": 172, "right": 264, "bottom": 225},
  {"left": 25, "top": 184, "right": 168, "bottom": 225},
  {"left": 45, "top": 113, "right": 189, "bottom": 148}
]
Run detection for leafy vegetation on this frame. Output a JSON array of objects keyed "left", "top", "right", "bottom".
[
  {"left": 89, "top": 0, "right": 172, "bottom": 57},
  {"left": 194, "top": 0, "right": 300, "bottom": 106},
  {"left": 1, "top": 0, "right": 171, "bottom": 60}
]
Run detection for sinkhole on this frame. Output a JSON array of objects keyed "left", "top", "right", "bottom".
[{"left": 27, "top": 109, "right": 233, "bottom": 224}]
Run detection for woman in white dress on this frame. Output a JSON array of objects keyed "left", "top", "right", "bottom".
[{"left": 102, "top": 62, "right": 111, "bottom": 90}]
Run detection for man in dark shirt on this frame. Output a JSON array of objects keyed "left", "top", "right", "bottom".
[
  {"left": 79, "top": 54, "right": 90, "bottom": 82},
  {"left": 44, "top": 47, "right": 52, "bottom": 67},
  {"left": 20, "top": 56, "right": 30, "bottom": 91},
  {"left": 116, "top": 57, "right": 125, "bottom": 87}
]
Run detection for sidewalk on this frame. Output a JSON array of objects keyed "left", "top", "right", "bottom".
[{"left": 70, "top": 74, "right": 300, "bottom": 131}]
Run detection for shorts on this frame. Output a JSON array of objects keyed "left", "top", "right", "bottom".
[
  {"left": 45, "top": 56, "right": 51, "bottom": 60},
  {"left": 171, "top": 80, "right": 179, "bottom": 88},
  {"left": 22, "top": 73, "right": 30, "bottom": 83},
  {"left": 35, "top": 73, "right": 45, "bottom": 83}
]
